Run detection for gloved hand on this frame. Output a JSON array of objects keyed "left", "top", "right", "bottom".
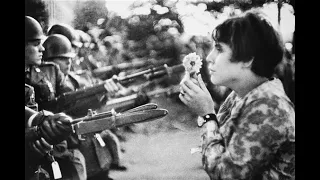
[
  {"left": 37, "top": 112, "right": 73, "bottom": 145},
  {"left": 29, "top": 137, "right": 53, "bottom": 158},
  {"left": 134, "top": 90, "right": 150, "bottom": 107}
]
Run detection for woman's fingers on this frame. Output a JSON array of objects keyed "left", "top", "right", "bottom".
[
  {"left": 197, "top": 74, "right": 208, "bottom": 92},
  {"left": 180, "top": 83, "right": 194, "bottom": 97},
  {"left": 179, "top": 93, "right": 191, "bottom": 105}
]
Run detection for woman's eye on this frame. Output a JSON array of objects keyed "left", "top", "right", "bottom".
[
  {"left": 215, "top": 47, "right": 222, "bottom": 53},
  {"left": 214, "top": 44, "right": 223, "bottom": 53}
]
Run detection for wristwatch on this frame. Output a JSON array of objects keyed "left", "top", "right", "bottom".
[{"left": 197, "top": 113, "right": 218, "bottom": 127}]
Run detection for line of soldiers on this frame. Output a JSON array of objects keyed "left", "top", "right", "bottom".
[{"left": 25, "top": 16, "right": 149, "bottom": 180}]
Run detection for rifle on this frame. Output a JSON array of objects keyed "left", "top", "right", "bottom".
[
  {"left": 102, "top": 84, "right": 181, "bottom": 112},
  {"left": 26, "top": 103, "right": 168, "bottom": 142},
  {"left": 72, "top": 103, "right": 168, "bottom": 138},
  {"left": 41, "top": 64, "right": 185, "bottom": 113},
  {"left": 92, "top": 58, "right": 171, "bottom": 79}
]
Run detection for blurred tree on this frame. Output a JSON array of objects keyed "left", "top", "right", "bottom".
[
  {"left": 98, "top": 15, "right": 128, "bottom": 40},
  {"left": 126, "top": 1, "right": 184, "bottom": 41},
  {"left": 123, "top": 0, "right": 185, "bottom": 64},
  {"left": 193, "top": 0, "right": 294, "bottom": 23},
  {"left": 73, "top": 0, "right": 109, "bottom": 31},
  {"left": 25, "top": 0, "right": 49, "bottom": 32}
]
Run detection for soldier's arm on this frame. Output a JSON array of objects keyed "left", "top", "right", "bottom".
[{"left": 54, "top": 63, "right": 73, "bottom": 95}]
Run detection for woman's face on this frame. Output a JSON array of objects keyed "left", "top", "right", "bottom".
[
  {"left": 206, "top": 41, "right": 243, "bottom": 87},
  {"left": 53, "top": 57, "right": 72, "bottom": 75},
  {"left": 25, "top": 40, "right": 45, "bottom": 66}
]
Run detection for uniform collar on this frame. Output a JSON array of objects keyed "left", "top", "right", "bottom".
[{"left": 26, "top": 65, "right": 41, "bottom": 73}]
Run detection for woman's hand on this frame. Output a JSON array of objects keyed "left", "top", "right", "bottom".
[{"left": 179, "top": 74, "right": 216, "bottom": 116}]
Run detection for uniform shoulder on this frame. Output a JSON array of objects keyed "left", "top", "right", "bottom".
[
  {"left": 38, "top": 62, "right": 61, "bottom": 72},
  {"left": 39, "top": 61, "right": 58, "bottom": 68}
]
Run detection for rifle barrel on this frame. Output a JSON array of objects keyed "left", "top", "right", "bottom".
[
  {"left": 92, "top": 58, "right": 171, "bottom": 78},
  {"left": 49, "top": 64, "right": 185, "bottom": 112}
]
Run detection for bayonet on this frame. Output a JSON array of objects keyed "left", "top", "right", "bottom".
[{"left": 72, "top": 103, "right": 168, "bottom": 135}]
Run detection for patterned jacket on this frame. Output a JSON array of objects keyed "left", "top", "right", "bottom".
[{"left": 200, "top": 78, "right": 295, "bottom": 180}]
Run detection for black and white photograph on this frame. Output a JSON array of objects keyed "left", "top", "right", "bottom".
[{"left": 25, "top": 0, "right": 295, "bottom": 179}]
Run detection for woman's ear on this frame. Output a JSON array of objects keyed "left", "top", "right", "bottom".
[{"left": 242, "top": 57, "right": 254, "bottom": 69}]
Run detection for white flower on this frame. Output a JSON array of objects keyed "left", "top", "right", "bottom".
[{"left": 182, "top": 52, "right": 202, "bottom": 74}]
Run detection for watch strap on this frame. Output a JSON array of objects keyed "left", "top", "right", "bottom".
[{"left": 198, "top": 113, "right": 218, "bottom": 127}]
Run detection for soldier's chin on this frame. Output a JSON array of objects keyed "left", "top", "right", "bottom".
[
  {"left": 31, "top": 59, "right": 42, "bottom": 66},
  {"left": 36, "top": 60, "right": 42, "bottom": 65}
]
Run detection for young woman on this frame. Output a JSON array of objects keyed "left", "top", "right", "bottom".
[{"left": 179, "top": 10, "right": 295, "bottom": 180}]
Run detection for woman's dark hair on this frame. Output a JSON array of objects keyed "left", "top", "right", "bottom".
[{"left": 212, "top": 9, "right": 284, "bottom": 78}]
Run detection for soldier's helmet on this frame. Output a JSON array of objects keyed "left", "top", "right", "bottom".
[
  {"left": 42, "top": 34, "right": 76, "bottom": 61},
  {"left": 47, "top": 23, "right": 83, "bottom": 48},
  {"left": 25, "top": 16, "right": 45, "bottom": 43}
]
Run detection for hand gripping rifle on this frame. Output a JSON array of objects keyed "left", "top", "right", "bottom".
[
  {"left": 41, "top": 64, "right": 185, "bottom": 113},
  {"left": 26, "top": 103, "right": 168, "bottom": 143}
]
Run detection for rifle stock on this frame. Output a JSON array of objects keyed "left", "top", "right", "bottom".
[{"left": 42, "top": 64, "right": 184, "bottom": 113}]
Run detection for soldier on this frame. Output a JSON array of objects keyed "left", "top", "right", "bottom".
[
  {"left": 25, "top": 83, "right": 74, "bottom": 180},
  {"left": 25, "top": 15, "right": 87, "bottom": 180},
  {"left": 47, "top": 23, "right": 83, "bottom": 54},
  {"left": 25, "top": 17, "right": 72, "bottom": 112},
  {"left": 41, "top": 33, "right": 128, "bottom": 117},
  {"left": 47, "top": 23, "right": 84, "bottom": 73},
  {"left": 42, "top": 33, "right": 129, "bottom": 179}
]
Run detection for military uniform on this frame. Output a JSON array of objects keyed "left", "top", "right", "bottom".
[
  {"left": 63, "top": 71, "right": 123, "bottom": 179},
  {"left": 25, "top": 62, "right": 87, "bottom": 180},
  {"left": 25, "top": 83, "right": 38, "bottom": 111},
  {"left": 25, "top": 106, "right": 85, "bottom": 180},
  {"left": 25, "top": 86, "right": 48, "bottom": 180},
  {"left": 25, "top": 62, "right": 72, "bottom": 113},
  {"left": 62, "top": 71, "right": 107, "bottom": 118}
]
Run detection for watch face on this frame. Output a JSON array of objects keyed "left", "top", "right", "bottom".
[{"left": 197, "top": 117, "right": 205, "bottom": 127}]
